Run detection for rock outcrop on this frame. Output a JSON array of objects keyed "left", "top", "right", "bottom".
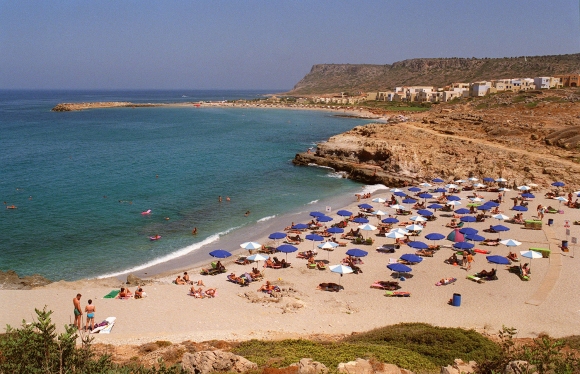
[
  {"left": 0, "top": 270, "right": 52, "bottom": 290},
  {"left": 337, "top": 358, "right": 413, "bottom": 374},
  {"left": 440, "top": 358, "right": 477, "bottom": 374},
  {"left": 289, "top": 358, "right": 329, "bottom": 374},
  {"left": 181, "top": 350, "right": 257, "bottom": 374}
]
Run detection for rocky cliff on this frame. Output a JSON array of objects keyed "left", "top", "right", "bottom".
[
  {"left": 293, "top": 89, "right": 580, "bottom": 188},
  {"left": 289, "top": 53, "right": 580, "bottom": 95}
]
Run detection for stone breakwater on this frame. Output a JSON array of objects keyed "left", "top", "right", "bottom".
[{"left": 51, "top": 102, "right": 161, "bottom": 111}]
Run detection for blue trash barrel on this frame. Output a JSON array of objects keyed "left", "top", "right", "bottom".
[
  {"left": 548, "top": 218, "right": 554, "bottom": 226},
  {"left": 452, "top": 293, "right": 461, "bottom": 307},
  {"left": 562, "top": 240, "right": 568, "bottom": 249}
]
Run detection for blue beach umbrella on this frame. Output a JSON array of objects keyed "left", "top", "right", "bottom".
[
  {"left": 460, "top": 216, "right": 476, "bottom": 223},
  {"left": 209, "top": 249, "right": 232, "bottom": 258},
  {"left": 346, "top": 248, "right": 368, "bottom": 257},
  {"left": 434, "top": 188, "right": 447, "bottom": 193},
  {"left": 394, "top": 191, "right": 407, "bottom": 197},
  {"left": 277, "top": 244, "right": 297, "bottom": 261},
  {"left": 455, "top": 208, "right": 471, "bottom": 215},
  {"left": 425, "top": 233, "right": 445, "bottom": 241},
  {"left": 454, "top": 242, "right": 474, "bottom": 250},
  {"left": 447, "top": 195, "right": 461, "bottom": 201},
  {"left": 483, "top": 177, "right": 495, "bottom": 183},
  {"left": 486, "top": 201, "right": 500, "bottom": 207},
  {"left": 477, "top": 204, "right": 492, "bottom": 211},
  {"left": 292, "top": 223, "right": 309, "bottom": 230},
  {"left": 337, "top": 210, "right": 353, "bottom": 217},
  {"left": 512, "top": 206, "right": 528, "bottom": 212},
  {"left": 358, "top": 203, "right": 374, "bottom": 210},
  {"left": 382, "top": 217, "right": 399, "bottom": 224},
  {"left": 408, "top": 241, "right": 429, "bottom": 250},
  {"left": 305, "top": 234, "right": 324, "bottom": 241},
  {"left": 387, "top": 263, "right": 413, "bottom": 278},
  {"left": 492, "top": 225, "right": 510, "bottom": 232},
  {"left": 402, "top": 198, "right": 417, "bottom": 204},
  {"left": 552, "top": 181, "right": 565, "bottom": 187},
  {"left": 317, "top": 215, "right": 333, "bottom": 222},
  {"left": 432, "top": 178, "right": 444, "bottom": 183},
  {"left": 465, "top": 234, "right": 485, "bottom": 242},
  {"left": 427, "top": 203, "right": 443, "bottom": 210},
  {"left": 268, "top": 232, "right": 287, "bottom": 240},
  {"left": 521, "top": 193, "right": 535, "bottom": 199},
  {"left": 408, "top": 187, "right": 421, "bottom": 192},
  {"left": 459, "top": 227, "right": 478, "bottom": 236},
  {"left": 327, "top": 227, "right": 344, "bottom": 234},
  {"left": 418, "top": 193, "right": 433, "bottom": 199},
  {"left": 486, "top": 255, "right": 510, "bottom": 265},
  {"left": 353, "top": 217, "right": 369, "bottom": 224},
  {"left": 310, "top": 211, "right": 325, "bottom": 217},
  {"left": 417, "top": 209, "right": 433, "bottom": 216},
  {"left": 400, "top": 253, "right": 423, "bottom": 263}
]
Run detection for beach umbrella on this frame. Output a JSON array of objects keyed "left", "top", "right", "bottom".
[
  {"left": 419, "top": 182, "right": 432, "bottom": 188},
  {"left": 317, "top": 215, "right": 333, "bottom": 223},
  {"left": 405, "top": 224, "right": 424, "bottom": 232},
  {"left": 552, "top": 181, "right": 565, "bottom": 187},
  {"left": 446, "top": 201, "right": 462, "bottom": 207},
  {"left": 555, "top": 196, "right": 568, "bottom": 204},
  {"left": 327, "top": 227, "right": 344, "bottom": 234},
  {"left": 459, "top": 227, "right": 478, "bottom": 236},
  {"left": 492, "top": 213, "right": 510, "bottom": 221},
  {"left": 417, "top": 209, "right": 433, "bottom": 216},
  {"left": 247, "top": 253, "right": 269, "bottom": 268},
  {"left": 277, "top": 244, "right": 297, "bottom": 261},
  {"left": 358, "top": 203, "right": 374, "bottom": 210},
  {"left": 305, "top": 234, "right": 324, "bottom": 250},
  {"left": 455, "top": 208, "right": 471, "bottom": 215},
  {"left": 486, "top": 201, "right": 500, "bottom": 207},
  {"left": 496, "top": 178, "right": 507, "bottom": 183},
  {"left": 387, "top": 263, "right": 413, "bottom": 278},
  {"left": 460, "top": 216, "right": 476, "bottom": 223},
  {"left": 372, "top": 197, "right": 387, "bottom": 203},
  {"left": 483, "top": 177, "right": 494, "bottom": 182},
  {"left": 382, "top": 217, "right": 399, "bottom": 224},
  {"left": 329, "top": 264, "right": 353, "bottom": 287},
  {"left": 477, "top": 204, "right": 492, "bottom": 211},
  {"left": 402, "top": 198, "right": 417, "bottom": 204},
  {"left": 346, "top": 248, "right": 368, "bottom": 257},
  {"left": 373, "top": 210, "right": 389, "bottom": 216},
  {"left": 445, "top": 184, "right": 459, "bottom": 189},
  {"left": 425, "top": 233, "right": 445, "bottom": 241},
  {"left": 408, "top": 187, "right": 421, "bottom": 192},
  {"left": 353, "top": 217, "right": 369, "bottom": 224},
  {"left": 492, "top": 225, "right": 510, "bottom": 236},
  {"left": 418, "top": 193, "right": 433, "bottom": 199},
  {"left": 500, "top": 239, "right": 522, "bottom": 247},
  {"left": 427, "top": 203, "right": 443, "bottom": 210},
  {"left": 391, "top": 204, "right": 406, "bottom": 210},
  {"left": 385, "top": 230, "right": 406, "bottom": 239},
  {"left": 473, "top": 183, "right": 486, "bottom": 188},
  {"left": 517, "top": 186, "right": 531, "bottom": 191},
  {"left": 447, "top": 228, "right": 465, "bottom": 242},
  {"left": 520, "top": 250, "right": 542, "bottom": 272},
  {"left": 310, "top": 211, "right": 326, "bottom": 217},
  {"left": 394, "top": 191, "right": 407, "bottom": 197},
  {"left": 358, "top": 223, "right": 377, "bottom": 232},
  {"left": 292, "top": 223, "right": 309, "bottom": 230},
  {"left": 400, "top": 253, "right": 423, "bottom": 263},
  {"left": 408, "top": 241, "right": 429, "bottom": 250},
  {"left": 512, "top": 205, "right": 528, "bottom": 212},
  {"left": 410, "top": 215, "right": 427, "bottom": 222},
  {"left": 521, "top": 193, "right": 535, "bottom": 199},
  {"left": 465, "top": 234, "right": 485, "bottom": 242},
  {"left": 454, "top": 242, "right": 474, "bottom": 250},
  {"left": 432, "top": 178, "right": 444, "bottom": 183},
  {"left": 469, "top": 197, "right": 485, "bottom": 202},
  {"left": 447, "top": 195, "right": 461, "bottom": 201},
  {"left": 486, "top": 255, "right": 510, "bottom": 265},
  {"left": 209, "top": 249, "right": 232, "bottom": 258},
  {"left": 455, "top": 179, "right": 466, "bottom": 184},
  {"left": 318, "top": 241, "right": 339, "bottom": 259},
  {"left": 434, "top": 188, "right": 447, "bottom": 193},
  {"left": 268, "top": 232, "right": 287, "bottom": 240},
  {"left": 390, "top": 188, "right": 403, "bottom": 193},
  {"left": 499, "top": 188, "right": 511, "bottom": 192},
  {"left": 337, "top": 210, "right": 353, "bottom": 217},
  {"left": 240, "top": 241, "right": 262, "bottom": 251},
  {"left": 391, "top": 228, "right": 410, "bottom": 235}
]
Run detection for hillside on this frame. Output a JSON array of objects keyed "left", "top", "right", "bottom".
[{"left": 288, "top": 53, "right": 580, "bottom": 95}]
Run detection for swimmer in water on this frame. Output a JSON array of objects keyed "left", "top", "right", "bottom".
[
  {"left": 244, "top": 210, "right": 250, "bottom": 216},
  {"left": 192, "top": 227, "right": 198, "bottom": 235},
  {"left": 218, "top": 196, "right": 222, "bottom": 202},
  {"left": 226, "top": 196, "right": 231, "bottom": 201}
]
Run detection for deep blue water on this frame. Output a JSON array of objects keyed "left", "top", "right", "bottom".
[{"left": 0, "top": 90, "right": 370, "bottom": 281}]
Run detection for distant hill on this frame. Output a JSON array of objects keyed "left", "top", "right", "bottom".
[{"left": 287, "top": 53, "right": 580, "bottom": 95}]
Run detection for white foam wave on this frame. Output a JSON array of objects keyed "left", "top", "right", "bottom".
[
  {"left": 257, "top": 215, "right": 276, "bottom": 222},
  {"left": 95, "top": 226, "right": 241, "bottom": 279},
  {"left": 308, "top": 163, "right": 334, "bottom": 170},
  {"left": 307, "top": 200, "right": 319, "bottom": 205},
  {"left": 326, "top": 171, "right": 347, "bottom": 179},
  {"left": 361, "top": 184, "right": 389, "bottom": 194}
]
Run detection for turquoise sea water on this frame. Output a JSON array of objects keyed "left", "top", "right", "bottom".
[{"left": 0, "top": 90, "right": 371, "bottom": 281}]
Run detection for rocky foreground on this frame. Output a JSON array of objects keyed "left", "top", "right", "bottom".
[{"left": 294, "top": 89, "right": 580, "bottom": 188}]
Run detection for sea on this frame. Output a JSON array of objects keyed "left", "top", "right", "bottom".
[{"left": 0, "top": 90, "right": 383, "bottom": 281}]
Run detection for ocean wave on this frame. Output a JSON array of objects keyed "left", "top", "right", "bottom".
[
  {"left": 95, "top": 226, "right": 241, "bottom": 279},
  {"left": 257, "top": 215, "right": 276, "bottom": 222},
  {"left": 326, "top": 171, "right": 347, "bottom": 179},
  {"left": 307, "top": 163, "right": 334, "bottom": 170},
  {"left": 307, "top": 199, "right": 319, "bottom": 205},
  {"left": 361, "top": 184, "right": 389, "bottom": 194}
]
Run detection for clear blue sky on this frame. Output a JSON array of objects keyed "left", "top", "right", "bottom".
[{"left": 1, "top": 0, "right": 578, "bottom": 90}]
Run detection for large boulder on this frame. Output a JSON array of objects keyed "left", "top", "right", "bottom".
[
  {"left": 290, "top": 358, "right": 328, "bottom": 374},
  {"left": 337, "top": 358, "right": 413, "bottom": 374},
  {"left": 440, "top": 359, "right": 477, "bottom": 374},
  {"left": 181, "top": 350, "right": 257, "bottom": 374},
  {"left": 504, "top": 360, "right": 536, "bottom": 374}
]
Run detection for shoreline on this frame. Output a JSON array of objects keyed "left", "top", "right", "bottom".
[{"left": 2, "top": 184, "right": 579, "bottom": 345}]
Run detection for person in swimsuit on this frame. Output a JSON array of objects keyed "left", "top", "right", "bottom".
[
  {"left": 85, "top": 299, "right": 96, "bottom": 331},
  {"left": 73, "top": 293, "right": 82, "bottom": 330}
]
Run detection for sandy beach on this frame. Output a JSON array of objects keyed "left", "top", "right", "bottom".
[{"left": 1, "top": 185, "right": 579, "bottom": 345}]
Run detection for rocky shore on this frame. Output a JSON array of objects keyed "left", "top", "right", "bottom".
[
  {"left": 0, "top": 270, "right": 52, "bottom": 290},
  {"left": 51, "top": 102, "right": 163, "bottom": 111}
]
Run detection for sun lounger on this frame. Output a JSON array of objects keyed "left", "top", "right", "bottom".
[
  {"left": 235, "top": 256, "right": 250, "bottom": 265},
  {"left": 376, "top": 244, "right": 399, "bottom": 253},
  {"left": 474, "top": 248, "right": 491, "bottom": 254},
  {"left": 103, "top": 290, "right": 120, "bottom": 299},
  {"left": 91, "top": 317, "right": 116, "bottom": 334},
  {"left": 200, "top": 261, "right": 226, "bottom": 276},
  {"left": 370, "top": 280, "right": 400, "bottom": 290},
  {"left": 385, "top": 291, "right": 410, "bottom": 297},
  {"left": 466, "top": 275, "right": 485, "bottom": 283}
]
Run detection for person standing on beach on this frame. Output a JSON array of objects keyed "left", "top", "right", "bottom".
[
  {"left": 466, "top": 252, "right": 474, "bottom": 271},
  {"left": 85, "top": 299, "right": 95, "bottom": 331},
  {"left": 73, "top": 293, "right": 82, "bottom": 330}
]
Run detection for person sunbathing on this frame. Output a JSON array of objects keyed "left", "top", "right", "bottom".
[
  {"left": 134, "top": 287, "right": 146, "bottom": 299},
  {"left": 205, "top": 288, "right": 216, "bottom": 297},
  {"left": 175, "top": 275, "right": 186, "bottom": 285},
  {"left": 438, "top": 277, "right": 455, "bottom": 285},
  {"left": 215, "top": 261, "right": 225, "bottom": 272},
  {"left": 118, "top": 287, "right": 129, "bottom": 298},
  {"left": 476, "top": 213, "right": 486, "bottom": 222},
  {"left": 317, "top": 282, "right": 341, "bottom": 292},
  {"left": 258, "top": 281, "right": 276, "bottom": 292},
  {"left": 446, "top": 219, "right": 458, "bottom": 228},
  {"left": 507, "top": 252, "right": 519, "bottom": 262},
  {"left": 476, "top": 268, "right": 497, "bottom": 278},
  {"left": 183, "top": 272, "right": 192, "bottom": 284},
  {"left": 194, "top": 279, "right": 205, "bottom": 286},
  {"left": 446, "top": 253, "right": 459, "bottom": 265},
  {"left": 190, "top": 287, "right": 204, "bottom": 298},
  {"left": 521, "top": 263, "right": 530, "bottom": 276},
  {"left": 251, "top": 267, "right": 262, "bottom": 277}
]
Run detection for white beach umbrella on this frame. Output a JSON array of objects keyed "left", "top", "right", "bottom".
[
  {"left": 318, "top": 241, "right": 339, "bottom": 260},
  {"left": 410, "top": 215, "right": 427, "bottom": 222},
  {"left": 528, "top": 183, "right": 538, "bottom": 187},
  {"left": 390, "top": 188, "right": 403, "bottom": 193},
  {"left": 358, "top": 223, "right": 377, "bottom": 231},
  {"left": 390, "top": 228, "right": 409, "bottom": 235},
  {"left": 373, "top": 210, "right": 389, "bottom": 216},
  {"left": 469, "top": 197, "right": 485, "bottom": 202},
  {"left": 329, "top": 264, "right": 353, "bottom": 286},
  {"left": 419, "top": 182, "right": 432, "bottom": 188},
  {"left": 385, "top": 231, "right": 406, "bottom": 239},
  {"left": 498, "top": 188, "right": 512, "bottom": 192},
  {"left": 246, "top": 253, "right": 269, "bottom": 268},
  {"left": 390, "top": 204, "right": 406, "bottom": 210},
  {"left": 517, "top": 186, "right": 531, "bottom": 191},
  {"left": 555, "top": 197, "right": 568, "bottom": 203},
  {"left": 473, "top": 183, "right": 486, "bottom": 188},
  {"left": 500, "top": 239, "right": 522, "bottom": 247},
  {"left": 241, "top": 241, "right": 262, "bottom": 250},
  {"left": 372, "top": 197, "right": 387, "bottom": 203},
  {"left": 446, "top": 201, "right": 462, "bottom": 206},
  {"left": 468, "top": 177, "right": 479, "bottom": 182},
  {"left": 455, "top": 179, "right": 466, "bottom": 184},
  {"left": 405, "top": 224, "right": 424, "bottom": 231},
  {"left": 445, "top": 184, "right": 459, "bottom": 189},
  {"left": 520, "top": 250, "right": 543, "bottom": 272},
  {"left": 492, "top": 213, "right": 510, "bottom": 221},
  {"left": 496, "top": 178, "right": 507, "bottom": 182}
]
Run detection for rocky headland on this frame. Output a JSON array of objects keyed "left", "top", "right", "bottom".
[{"left": 294, "top": 89, "right": 580, "bottom": 188}]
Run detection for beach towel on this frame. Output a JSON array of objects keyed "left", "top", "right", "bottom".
[
  {"left": 474, "top": 248, "right": 491, "bottom": 254},
  {"left": 103, "top": 290, "right": 120, "bottom": 299},
  {"left": 91, "top": 317, "right": 116, "bottom": 334},
  {"left": 385, "top": 291, "right": 410, "bottom": 297},
  {"left": 435, "top": 277, "right": 457, "bottom": 286}
]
